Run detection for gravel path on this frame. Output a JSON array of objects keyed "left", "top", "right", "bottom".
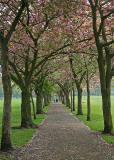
[{"left": 14, "top": 104, "right": 114, "bottom": 160}]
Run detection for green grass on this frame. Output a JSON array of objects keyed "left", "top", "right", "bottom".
[
  {"left": 102, "top": 135, "right": 114, "bottom": 144},
  {"left": 67, "top": 96, "right": 114, "bottom": 144},
  {"left": 0, "top": 98, "right": 49, "bottom": 147},
  {"left": 0, "top": 158, "right": 13, "bottom": 160},
  {"left": 12, "top": 129, "right": 35, "bottom": 146}
]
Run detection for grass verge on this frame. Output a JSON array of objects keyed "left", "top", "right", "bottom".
[
  {"left": 12, "top": 104, "right": 49, "bottom": 146},
  {"left": 0, "top": 99, "right": 50, "bottom": 146},
  {"left": 66, "top": 96, "right": 114, "bottom": 144},
  {"left": 0, "top": 99, "right": 50, "bottom": 159},
  {"left": 0, "top": 158, "right": 13, "bottom": 160}
]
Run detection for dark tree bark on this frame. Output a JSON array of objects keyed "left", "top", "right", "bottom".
[
  {"left": 44, "top": 94, "right": 49, "bottom": 106},
  {"left": 77, "top": 85, "right": 83, "bottom": 115},
  {"left": 60, "top": 90, "right": 65, "bottom": 104},
  {"left": 62, "top": 95, "right": 65, "bottom": 104},
  {"left": 31, "top": 93, "right": 36, "bottom": 120},
  {"left": 70, "top": 90, "right": 73, "bottom": 112},
  {"left": 72, "top": 88, "right": 75, "bottom": 111},
  {"left": 21, "top": 88, "right": 34, "bottom": 128},
  {"left": 57, "top": 82, "right": 70, "bottom": 108},
  {"left": 86, "top": 71, "right": 91, "bottom": 121},
  {"left": 98, "top": 53, "right": 113, "bottom": 133},
  {"left": 36, "top": 92, "right": 43, "bottom": 114},
  {"left": 47, "top": 94, "right": 51, "bottom": 104},
  {"left": 1, "top": 42, "right": 12, "bottom": 151},
  {"left": 65, "top": 92, "right": 70, "bottom": 108}
]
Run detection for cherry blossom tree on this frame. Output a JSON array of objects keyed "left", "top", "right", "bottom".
[
  {"left": 87, "top": 0, "right": 114, "bottom": 133},
  {"left": 0, "top": 0, "right": 28, "bottom": 150},
  {"left": 8, "top": 0, "right": 73, "bottom": 127}
]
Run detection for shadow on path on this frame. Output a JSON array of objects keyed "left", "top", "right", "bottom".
[{"left": 15, "top": 104, "right": 114, "bottom": 160}]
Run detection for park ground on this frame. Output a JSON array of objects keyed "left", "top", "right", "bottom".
[{"left": 0, "top": 96, "right": 114, "bottom": 159}]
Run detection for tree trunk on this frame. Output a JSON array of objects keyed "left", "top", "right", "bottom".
[
  {"left": 31, "top": 94, "right": 36, "bottom": 120},
  {"left": 77, "top": 86, "right": 83, "bottom": 115},
  {"left": 98, "top": 53, "right": 113, "bottom": 133},
  {"left": 60, "top": 91, "right": 65, "bottom": 104},
  {"left": 73, "top": 88, "right": 75, "bottom": 111},
  {"left": 47, "top": 94, "right": 51, "bottom": 104},
  {"left": 44, "top": 94, "right": 48, "bottom": 106},
  {"left": 21, "top": 88, "right": 33, "bottom": 128},
  {"left": 62, "top": 95, "right": 65, "bottom": 104},
  {"left": 101, "top": 85, "right": 112, "bottom": 133},
  {"left": 65, "top": 92, "right": 70, "bottom": 108},
  {"left": 86, "top": 72, "right": 91, "bottom": 121},
  {"left": 1, "top": 43, "right": 12, "bottom": 151},
  {"left": 70, "top": 90, "right": 73, "bottom": 112},
  {"left": 36, "top": 92, "right": 43, "bottom": 114}
]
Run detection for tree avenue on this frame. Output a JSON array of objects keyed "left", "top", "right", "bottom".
[{"left": 0, "top": 0, "right": 113, "bottom": 151}]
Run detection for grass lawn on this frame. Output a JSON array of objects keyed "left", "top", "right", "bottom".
[
  {"left": 0, "top": 98, "right": 49, "bottom": 147},
  {"left": 0, "top": 158, "right": 13, "bottom": 160},
  {"left": 67, "top": 96, "right": 114, "bottom": 144}
]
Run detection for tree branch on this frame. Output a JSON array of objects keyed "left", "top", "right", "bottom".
[
  {"left": 102, "top": 40, "right": 114, "bottom": 47},
  {"left": 6, "top": 0, "right": 26, "bottom": 43}
]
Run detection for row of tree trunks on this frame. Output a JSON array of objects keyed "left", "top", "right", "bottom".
[
  {"left": 57, "top": 82, "right": 71, "bottom": 108},
  {"left": 21, "top": 86, "right": 52, "bottom": 126},
  {"left": 59, "top": 85, "right": 76, "bottom": 111},
  {"left": 59, "top": 81, "right": 90, "bottom": 120},
  {"left": 35, "top": 88, "right": 51, "bottom": 115},
  {"left": 59, "top": 91, "right": 65, "bottom": 104}
]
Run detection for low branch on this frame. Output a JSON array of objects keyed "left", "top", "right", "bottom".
[
  {"left": 102, "top": 40, "right": 114, "bottom": 47},
  {"left": 8, "top": 60, "right": 23, "bottom": 85},
  {"left": 103, "top": 9, "right": 114, "bottom": 19}
]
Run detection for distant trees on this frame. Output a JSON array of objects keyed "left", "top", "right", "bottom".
[{"left": 69, "top": 55, "right": 86, "bottom": 115}]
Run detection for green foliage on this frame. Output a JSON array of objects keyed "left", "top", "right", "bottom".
[{"left": 43, "top": 79, "right": 54, "bottom": 94}]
